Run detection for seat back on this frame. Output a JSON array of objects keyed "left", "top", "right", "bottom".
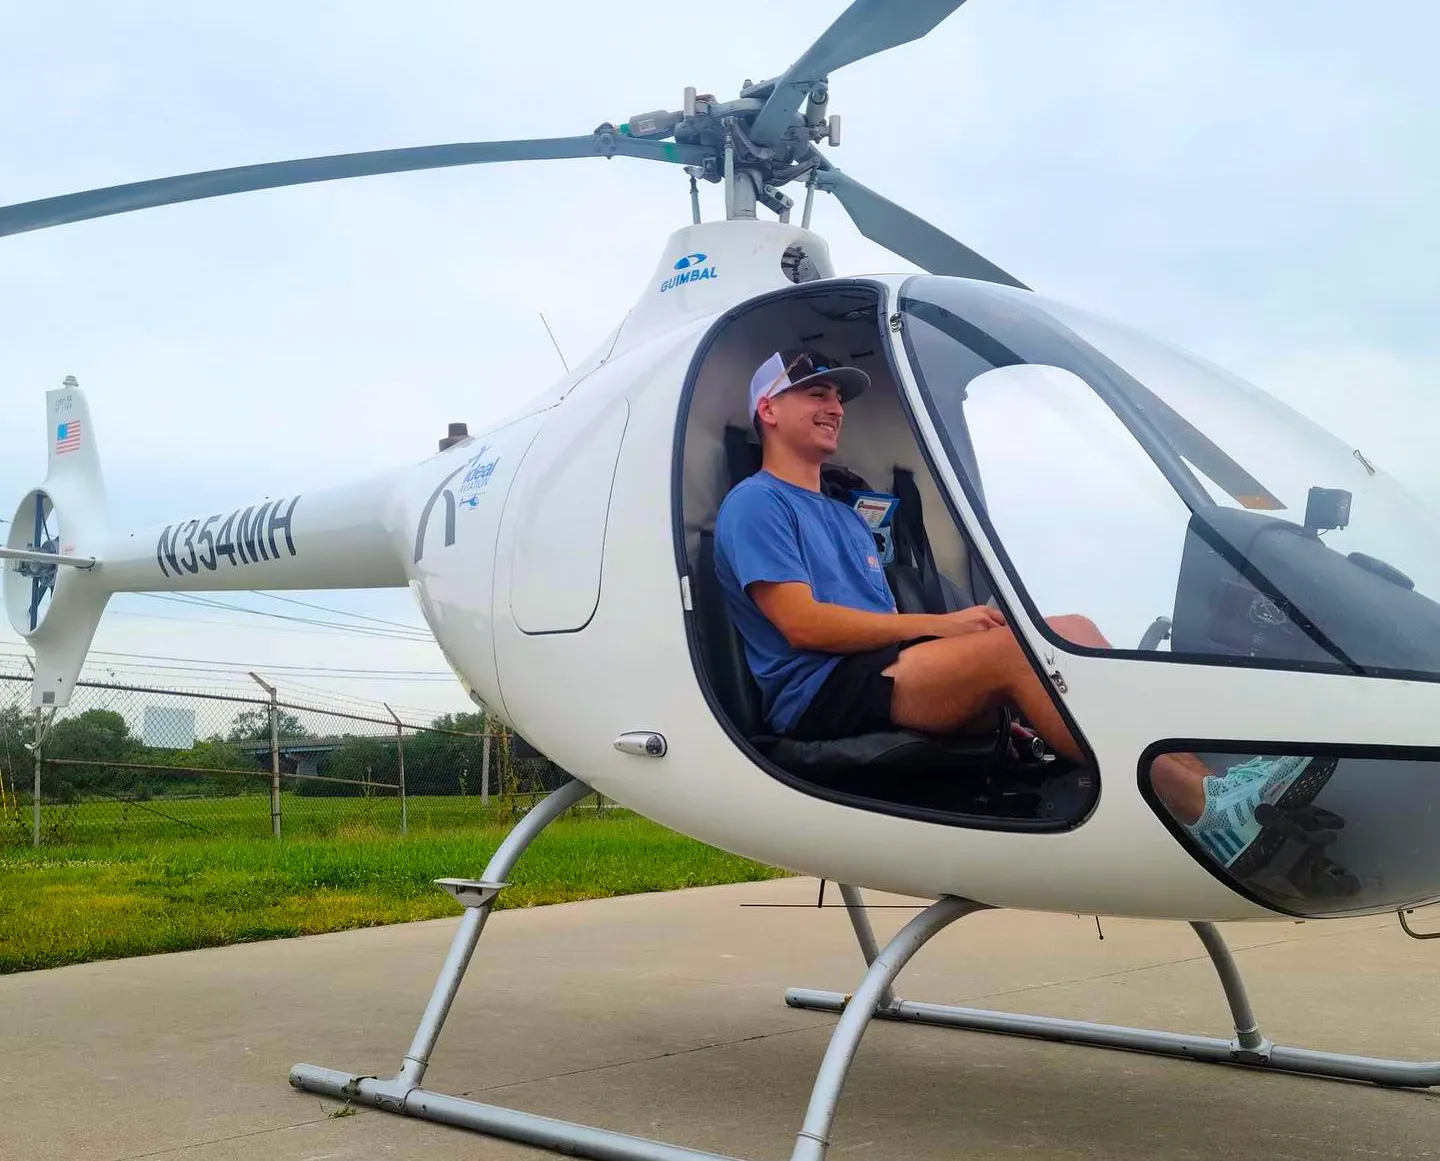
[
  {"left": 890, "top": 467, "right": 974, "bottom": 613},
  {"left": 693, "top": 530, "right": 764, "bottom": 737},
  {"left": 723, "top": 425, "right": 762, "bottom": 488}
]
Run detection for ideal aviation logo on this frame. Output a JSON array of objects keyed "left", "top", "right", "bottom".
[{"left": 659, "top": 252, "right": 718, "bottom": 294}]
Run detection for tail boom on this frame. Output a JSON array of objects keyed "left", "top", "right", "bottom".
[{"left": 103, "top": 474, "right": 409, "bottom": 593}]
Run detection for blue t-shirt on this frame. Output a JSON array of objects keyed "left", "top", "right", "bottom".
[{"left": 713, "top": 470, "right": 896, "bottom": 734}]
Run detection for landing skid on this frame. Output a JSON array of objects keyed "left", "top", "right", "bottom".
[
  {"left": 788, "top": 885, "right": 1440, "bottom": 1090},
  {"left": 290, "top": 778, "right": 1439, "bottom": 1161}
]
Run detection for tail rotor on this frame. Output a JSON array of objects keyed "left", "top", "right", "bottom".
[
  {"left": 19, "top": 492, "right": 60, "bottom": 631},
  {"left": 1, "top": 379, "right": 109, "bottom": 707}
]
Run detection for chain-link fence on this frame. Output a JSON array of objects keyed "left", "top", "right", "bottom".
[{"left": 0, "top": 670, "right": 582, "bottom": 847}]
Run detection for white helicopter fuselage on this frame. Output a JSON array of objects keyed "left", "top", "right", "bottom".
[{"left": 10, "top": 219, "right": 1440, "bottom": 925}]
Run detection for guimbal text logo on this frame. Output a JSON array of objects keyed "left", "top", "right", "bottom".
[{"left": 659, "top": 252, "right": 718, "bottom": 294}]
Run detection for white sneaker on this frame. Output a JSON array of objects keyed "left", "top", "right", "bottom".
[{"left": 1187, "top": 755, "right": 1320, "bottom": 868}]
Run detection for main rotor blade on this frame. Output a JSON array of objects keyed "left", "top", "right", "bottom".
[
  {"left": 749, "top": 0, "right": 971, "bottom": 146},
  {"left": 0, "top": 135, "right": 710, "bottom": 238},
  {"left": 816, "top": 167, "right": 1027, "bottom": 289}
]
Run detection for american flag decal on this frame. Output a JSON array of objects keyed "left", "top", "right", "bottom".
[{"left": 55, "top": 420, "right": 82, "bottom": 454}]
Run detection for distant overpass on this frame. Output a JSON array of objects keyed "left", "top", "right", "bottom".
[{"left": 232, "top": 736, "right": 358, "bottom": 776}]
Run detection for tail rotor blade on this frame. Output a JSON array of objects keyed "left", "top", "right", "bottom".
[
  {"left": 816, "top": 167, "right": 1027, "bottom": 289},
  {"left": 27, "top": 493, "right": 52, "bottom": 631},
  {"left": 749, "top": 0, "right": 972, "bottom": 145},
  {"left": 0, "top": 135, "right": 710, "bottom": 238}
]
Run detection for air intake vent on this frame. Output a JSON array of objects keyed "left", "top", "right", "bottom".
[{"left": 781, "top": 244, "right": 823, "bottom": 284}]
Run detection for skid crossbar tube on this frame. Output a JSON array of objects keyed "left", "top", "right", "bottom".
[
  {"left": 291, "top": 781, "right": 981, "bottom": 1160},
  {"left": 786, "top": 890, "right": 1440, "bottom": 1089}
]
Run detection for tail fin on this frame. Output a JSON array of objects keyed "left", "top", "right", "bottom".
[
  {"left": 45, "top": 374, "right": 107, "bottom": 494},
  {"left": 2, "top": 377, "right": 111, "bottom": 707}
]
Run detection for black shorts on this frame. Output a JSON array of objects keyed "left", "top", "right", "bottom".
[{"left": 787, "top": 638, "right": 934, "bottom": 742}]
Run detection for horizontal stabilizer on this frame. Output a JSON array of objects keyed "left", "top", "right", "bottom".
[{"left": 0, "top": 546, "right": 96, "bottom": 569}]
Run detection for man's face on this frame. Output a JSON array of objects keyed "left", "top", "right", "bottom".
[{"left": 758, "top": 379, "right": 844, "bottom": 458}]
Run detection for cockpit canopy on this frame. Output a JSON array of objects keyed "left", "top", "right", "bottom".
[{"left": 900, "top": 276, "right": 1440, "bottom": 678}]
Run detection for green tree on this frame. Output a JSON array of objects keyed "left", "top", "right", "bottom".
[
  {"left": 45, "top": 708, "right": 143, "bottom": 799},
  {"left": 305, "top": 734, "right": 398, "bottom": 797},
  {"left": 404, "top": 712, "right": 490, "bottom": 796},
  {"left": 225, "top": 708, "right": 308, "bottom": 742},
  {"left": 142, "top": 737, "right": 253, "bottom": 797}
]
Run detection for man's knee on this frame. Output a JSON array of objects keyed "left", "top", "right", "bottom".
[
  {"left": 885, "top": 633, "right": 1012, "bottom": 731},
  {"left": 886, "top": 625, "right": 1021, "bottom": 686},
  {"left": 1046, "top": 614, "right": 1108, "bottom": 648}
]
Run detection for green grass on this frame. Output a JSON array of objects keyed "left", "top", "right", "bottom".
[{"left": 0, "top": 812, "right": 789, "bottom": 974}]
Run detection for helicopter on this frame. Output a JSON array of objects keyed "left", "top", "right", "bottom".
[{"left": 4, "top": 1, "right": 1440, "bottom": 1157}]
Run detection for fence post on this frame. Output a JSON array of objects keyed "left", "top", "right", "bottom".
[
  {"left": 249, "top": 672, "right": 281, "bottom": 838},
  {"left": 385, "top": 703, "right": 407, "bottom": 836},
  {"left": 32, "top": 707, "right": 43, "bottom": 848},
  {"left": 480, "top": 732, "right": 491, "bottom": 809}
]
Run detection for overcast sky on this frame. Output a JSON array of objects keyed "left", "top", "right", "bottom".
[{"left": 2, "top": 1, "right": 1436, "bottom": 721}]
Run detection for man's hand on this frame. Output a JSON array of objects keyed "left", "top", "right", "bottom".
[
  {"left": 929, "top": 605, "right": 1007, "bottom": 637},
  {"left": 750, "top": 584, "right": 1008, "bottom": 653}
]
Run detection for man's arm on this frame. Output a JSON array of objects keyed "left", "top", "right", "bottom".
[{"left": 750, "top": 581, "right": 1003, "bottom": 652}]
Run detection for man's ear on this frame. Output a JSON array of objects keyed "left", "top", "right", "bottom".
[{"left": 754, "top": 395, "right": 777, "bottom": 439}]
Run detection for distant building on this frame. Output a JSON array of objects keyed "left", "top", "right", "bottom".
[{"left": 143, "top": 705, "right": 197, "bottom": 750}]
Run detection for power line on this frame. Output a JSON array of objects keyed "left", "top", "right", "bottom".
[
  {"left": 104, "top": 607, "right": 428, "bottom": 643},
  {"left": 0, "top": 644, "right": 451, "bottom": 677},
  {"left": 132, "top": 593, "right": 432, "bottom": 642},
  {"left": 248, "top": 590, "right": 427, "bottom": 633},
  {"left": 142, "top": 592, "right": 431, "bottom": 639}
]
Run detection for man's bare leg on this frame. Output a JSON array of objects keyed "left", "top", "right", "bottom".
[
  {"left": 884, "top": 615, "right": 1213, "bottom": 823},
  {"left": 883, "top": 629, "right": 1086, "bottom": 764}
]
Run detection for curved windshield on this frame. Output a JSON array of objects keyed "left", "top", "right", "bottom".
[{"left": 899, "top": 276, "right": 1440, "bottom": 679}]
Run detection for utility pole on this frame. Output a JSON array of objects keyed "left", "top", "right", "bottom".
[
  {"left": 480, "top": 730, "right": 491, "bottom": 809},
  {"left": 249, "top": 672, "right": 281, "bottom": 838},
  {"left": 25, "top": 656, "right": 49, "bottom": 848},
  {"left": 32, "top": 707, "right": 44, "bottom": 847},
  {"left": 385, "top": 703, "right": 407, "bottom": 836}
]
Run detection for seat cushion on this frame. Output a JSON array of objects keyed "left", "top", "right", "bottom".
[
  {"left": 759, "top": 726, "right": 1000, "bottom": 778},
  {"left": 757, "top": 724, "right": 1058, "bottom": 820}
]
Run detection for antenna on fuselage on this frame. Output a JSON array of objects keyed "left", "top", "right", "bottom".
[{"left": 538, "top": 313, "right": 570, "bottom": 374}]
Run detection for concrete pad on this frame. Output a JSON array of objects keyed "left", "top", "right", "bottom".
[{"left": 2, "top": 876, "right": 1438, "bottom": 1160}]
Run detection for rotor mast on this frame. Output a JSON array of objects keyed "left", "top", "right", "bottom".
[{"left": 617, "top": 80, "right": 836, "bottom": 226}]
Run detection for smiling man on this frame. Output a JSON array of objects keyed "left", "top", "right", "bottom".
[{"left": 713, "top": 346, "right": 1015, "bottom": 744}]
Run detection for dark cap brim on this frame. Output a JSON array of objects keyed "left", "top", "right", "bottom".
[{"left": 784, "top": 365, "right": 869, "bottom": 401}]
